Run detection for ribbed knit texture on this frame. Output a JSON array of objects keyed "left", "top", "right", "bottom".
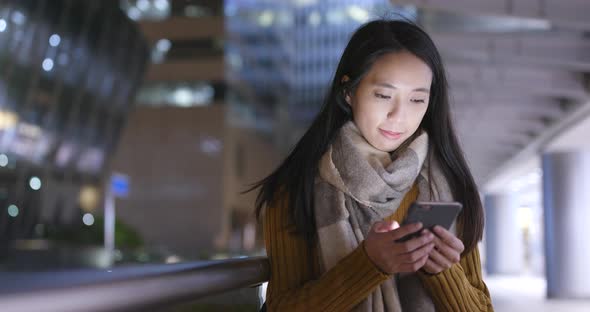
[{"left": 263, "top": 184, "right": 494, "bottom": 311}]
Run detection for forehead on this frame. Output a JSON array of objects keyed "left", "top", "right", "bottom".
[{"left": 366, "top": 51, "right": 433, "bottom": 87}]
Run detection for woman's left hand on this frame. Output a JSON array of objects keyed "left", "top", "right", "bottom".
[{"left": 421, "top": 225, "right": 464, "bottom": 275}]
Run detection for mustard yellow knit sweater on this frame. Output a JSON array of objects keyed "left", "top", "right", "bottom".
[{"left": 263, "top": 185, "right": 494, "bottom": 311}]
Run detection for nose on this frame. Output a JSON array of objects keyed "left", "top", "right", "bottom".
[{"left": 386, "top": 100, "right": 406, "bottom": 123}]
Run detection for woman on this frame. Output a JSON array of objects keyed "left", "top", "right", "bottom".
[{"left": 250, "top": 19, "right": 494, "bottom": 311}]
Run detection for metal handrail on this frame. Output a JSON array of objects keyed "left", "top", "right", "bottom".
[{"left": 0, "top": 257, "right": 270, "bottom": 312}]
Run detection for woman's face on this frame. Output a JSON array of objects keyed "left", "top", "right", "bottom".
[{"left": 346, "top": 51, "right": 432, "bottom": 153}]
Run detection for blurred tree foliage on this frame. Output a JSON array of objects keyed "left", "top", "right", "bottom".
[{"left": 46, "top": 214, "right": 143, "bottom": 250}]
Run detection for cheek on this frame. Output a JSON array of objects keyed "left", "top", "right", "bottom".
[
  {"left": 411, "top": 106, "right": 428, "bottom": 127},
  {"left": 360, "top": 108, "right": 387, "bottom": 131},
  {"left": 353, "top": 98, "right": 383, "bottom": 124}
]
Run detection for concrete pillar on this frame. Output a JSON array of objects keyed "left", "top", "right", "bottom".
[
  {"left": 484, "top": 192, "right": 525, "bottom": 274},
  {"left": 542, "top": 151, "right": 590, "bottom": 298}
]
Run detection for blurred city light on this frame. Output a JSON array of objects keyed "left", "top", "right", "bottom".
[
  {"left": 79, "top": 186, "right": 100, "bottom": 212},
  {"left": 7, "top": 204, "right": 19, "bottom": 217},
  {"left": 42, "top": 58, "right": 54, "bottom": 71},
  {"left": 154, "top": 0, "right": 169, "bottom": 11},
  {"left": 0, "top": 111, "right": 18, "bottom": 129},
  {"left": 122, "top": 0, "right": 170, "bottom": 21},
  {"left": 200, "top": 136, "right": 222, "bottom": 155},
  {"left": 308, "top": 11, "right": 321, "bottom": 27},
  {"left": 165, "top": 255, "right": 182, "bottom": 264},
  {"left": 83, "top": 213, "right": 95, "bottom": 226},
  {"left": 346, "top": 5, "right": 369, "bottom": 23},
  {"left": 517, "top": 206, "right": 533, "bottom": 230},
  {"left": 156, "top": 38, "right": 171, "bottom": 52},
  {"left": 257, "top": 10, "right": 274, "bottom": 27},
  {"left": 29, "top": 177, "right": 42, "bottom": 191},
  {"left": 49, "top": 34, "right": 61, "bottom": 47},
  {"left": 136, "top": 0, "right": 150, "bottom": 11},
  {"left": 173, "top": 87, "right": 193, "bottom": 106},
  {"left": 127, "top": 6, "right": 141, "bottom": 20},
  {"left": 0, "top": 154, "right": 8, "bottom": 167},
  {"left": 326, "top": 9, "right": 346, "bottom": 25},
  {"left": 11, "top": 10, "right": 25, "bottom": 25},
  {"left": 151, "top": 38, "right": 171, "bottom": 63}
]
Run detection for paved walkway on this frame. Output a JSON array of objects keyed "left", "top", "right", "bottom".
[{"left": 486, "top": 275, "right": 590, "bottom": 311}]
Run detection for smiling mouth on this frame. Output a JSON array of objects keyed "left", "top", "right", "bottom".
[{"left": 379, "top": 128, "right": 403, "bottom": 140}]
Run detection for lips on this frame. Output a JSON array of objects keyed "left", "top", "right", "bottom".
[{"left": 379, "top": 128, "right": 403, "bottom": 140}]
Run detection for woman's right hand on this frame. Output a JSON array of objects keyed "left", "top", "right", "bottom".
[{"left": 363, "top": 220, "right": 435, "bottom": 275}]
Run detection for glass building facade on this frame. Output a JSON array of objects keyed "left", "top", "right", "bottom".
[{"left": 0, "top": 0, "right": 148, "bottom": 246}]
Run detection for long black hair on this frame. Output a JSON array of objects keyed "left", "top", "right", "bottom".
[{"left": 248, "top": 19, "right": 484, "bottom": 254}]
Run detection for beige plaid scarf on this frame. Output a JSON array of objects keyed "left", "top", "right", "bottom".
[{"left": 314, "top": 121, "right": 455, "bottom": 311}]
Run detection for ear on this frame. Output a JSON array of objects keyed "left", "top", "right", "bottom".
[{"left": 341, "top": 75, "right": 352, "bottom": 106}]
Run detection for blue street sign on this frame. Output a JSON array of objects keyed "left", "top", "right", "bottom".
[{"left": 110, "top": 173, "right": 130, "bottom": 198}]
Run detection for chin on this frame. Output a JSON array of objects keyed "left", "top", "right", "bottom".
[
  {"left": 383, "top": 142, "right": 403, "bottom": 153},
  {"left": 374, "top": 142, "right": 399, "bottom": 153},
  {"left": 385, "top": 146, "right": 400, "bottom": 153}
]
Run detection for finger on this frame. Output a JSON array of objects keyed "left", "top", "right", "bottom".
[
  {"left": 395, "top": 231, "right": 434, "bottom": 254},
  {"left": 372, "top": 221, "right": 388, "bottom": 233},
  {"left": 399, "top": 242, "right": 434, "bottom": 263},
  {"left": 372, "top": 221, "right": 391, "bottom": 233},
  {"left": 421, "top": 259, "right": 436, "bottom": 274},
  {"left": 389, "top": 222, "right": 423, "bottom": 241},
  {"left": 433, "top": 226, "right": 464, "bottom": 252},
  {"left": 432, "top": 236, "right": 461, "bottom": 264},
  {"left": 428, "top": 248, "right": 453, "bottom": 269},
  {"left": 374, "top": 220, "right": 399, "bottom": 233},
  {"left": 422, "top": 258, "right": 443, "bottom": 274},
  {"left": 398, "top": 254, "right": 429, "bottom": 273}
]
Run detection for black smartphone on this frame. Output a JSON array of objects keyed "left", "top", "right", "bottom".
[{"left": 396, "top": 201, "right": 463, "bottom": 242}]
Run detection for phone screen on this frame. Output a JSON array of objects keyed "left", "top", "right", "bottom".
[{"left": 396, "top": 201, "right": 462, "bottom": 242}]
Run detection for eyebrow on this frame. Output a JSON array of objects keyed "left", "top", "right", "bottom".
[{"left": 373, "top": 82, "right": 430, "bottom": 94}]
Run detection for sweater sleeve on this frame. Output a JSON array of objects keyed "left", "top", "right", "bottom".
[
  {"left": 418, "top": 246, "right": 494, "bottom": 312},
  {"left": 263, "top": 197, "right": 390, "bottom": 311}
]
